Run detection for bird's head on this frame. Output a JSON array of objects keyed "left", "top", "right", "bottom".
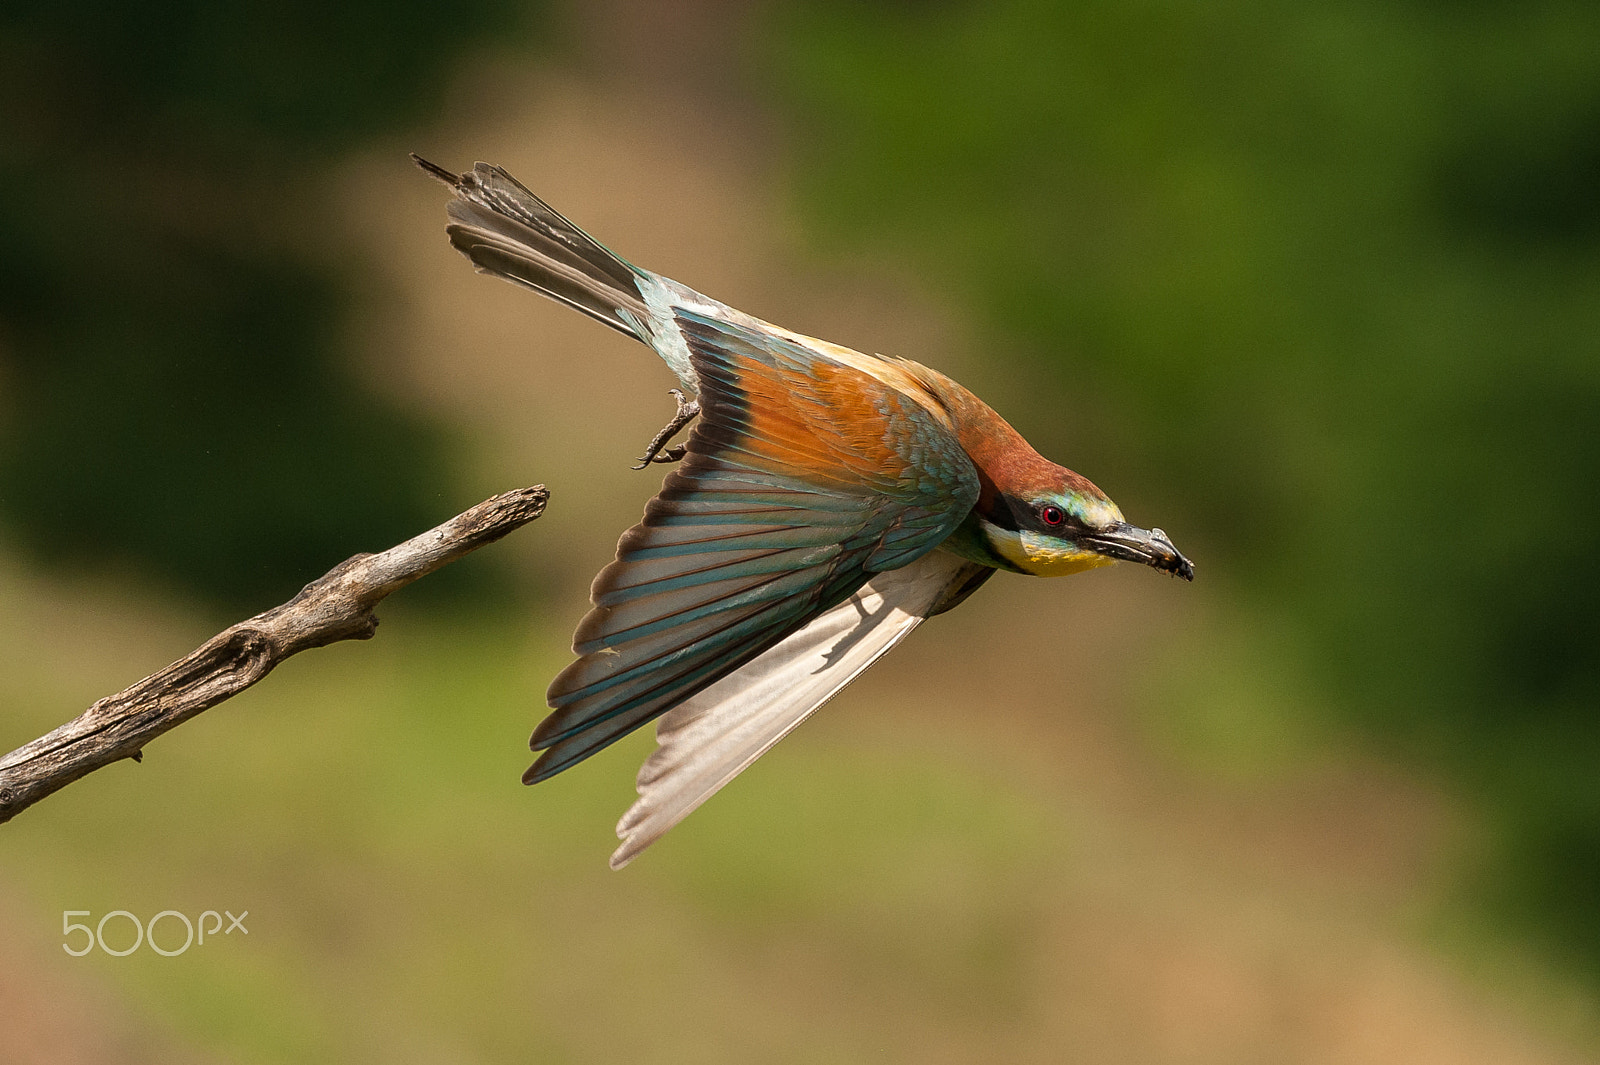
[
  {"left": 884, "top": 356, "right": 1194, "bottom": 582},
  {"left": 974, "top": 470, "right": 1195, "bottom": 582}
]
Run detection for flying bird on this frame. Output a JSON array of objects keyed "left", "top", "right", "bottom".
[{"left": 416, "top": 155, "right": 1193, "bottom": 867}]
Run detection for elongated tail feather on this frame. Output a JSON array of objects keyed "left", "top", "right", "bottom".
[{"left": 413, "top": 154, "right": 650, "bottom": 342}]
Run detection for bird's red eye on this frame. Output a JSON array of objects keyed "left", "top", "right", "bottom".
[{"left": 1039, "top": 504, "right": 1066, "bottom": 527}]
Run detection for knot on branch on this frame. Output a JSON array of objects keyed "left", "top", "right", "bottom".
[{"left": 211, "top": 626, "right": 279, "bottom": 683}]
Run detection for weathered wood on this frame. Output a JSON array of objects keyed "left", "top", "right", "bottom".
[{"left": 0, "top": 485, "right": 549, "bottom": 825}]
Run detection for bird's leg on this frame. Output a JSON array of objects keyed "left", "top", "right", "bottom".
[{"left": 632, "top": 389, "right": 701, "bottom": 469}]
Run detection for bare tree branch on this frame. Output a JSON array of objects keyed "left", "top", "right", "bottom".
[{"left": 0, "top": 485, "right": 549, "bottom": 825}]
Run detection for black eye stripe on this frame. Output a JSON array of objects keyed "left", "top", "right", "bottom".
[{"left": 984, "top": 496, "right": 1082, "bottom": 534}]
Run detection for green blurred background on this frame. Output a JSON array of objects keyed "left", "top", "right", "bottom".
[{"left": 2, "top": 1, "right": 1597, "bottom": 1062}]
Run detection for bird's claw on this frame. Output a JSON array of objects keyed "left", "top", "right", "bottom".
[{"left": 632, "top": 389, "right": 701, "bottom": 469}]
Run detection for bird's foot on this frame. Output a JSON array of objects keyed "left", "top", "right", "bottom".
[{"left": 631, "top": 389, "right": 701, "bottom": 469}]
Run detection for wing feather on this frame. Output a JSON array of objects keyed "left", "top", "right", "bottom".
[
  {"left": 609, "top": 551, "right": 991, "bottom": 867},
  {"left": 527, "top": 309, "right": 980, "bottom": 784}
]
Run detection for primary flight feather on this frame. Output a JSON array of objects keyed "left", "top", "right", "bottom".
[{"left": 416, "top": 155, "right": 1193, "bottom": 867}]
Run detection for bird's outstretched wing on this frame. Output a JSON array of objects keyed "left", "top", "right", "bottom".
[
  {"left": 528, "top": 310, "right": 981, "bottom": 783},
  {"left": 610, "top": 549, "right": 992, "bottom": 867}
]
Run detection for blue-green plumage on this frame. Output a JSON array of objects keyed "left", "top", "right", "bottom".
[{"left": 527, "top": 311, "right": 981, "bottom": 781}]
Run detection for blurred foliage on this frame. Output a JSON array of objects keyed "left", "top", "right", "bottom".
[
  {"left": 764, "top": 0, "right": 1600, "bottom": 971},
  {"left": 0, "top": 0, "right": 536, "bottom": 614}
]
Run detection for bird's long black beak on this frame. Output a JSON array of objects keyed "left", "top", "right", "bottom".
[{"left": 1081, "top": 522, "right": 1195, "bottom": 581}]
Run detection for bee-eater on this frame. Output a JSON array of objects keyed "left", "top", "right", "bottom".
[{"left": 416, "top": 156, "right": 1193, "bottom": 867}]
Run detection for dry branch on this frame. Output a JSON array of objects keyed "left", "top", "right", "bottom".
[{"left": 0, "top": 485, "right": 549, "bottom": 825}]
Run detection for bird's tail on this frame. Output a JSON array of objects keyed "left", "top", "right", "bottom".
[{"left": 413, "top": 154, "right": 650, "bottom": 342}]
